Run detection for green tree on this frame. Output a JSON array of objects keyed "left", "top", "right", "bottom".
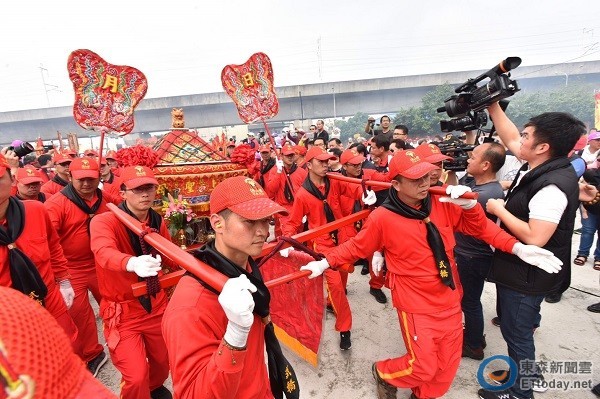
[
  {"left": 392, "top": 84, "right": 455, "bottom": 139},
  {"left": 333, "top": 112, "right": 371, "bottom": 142},
  {"left": 504, "top": 82, "right": 595, "bottom": 128},
  {"left": 391, "top": 81, "right": 596, "bottom": 139}
]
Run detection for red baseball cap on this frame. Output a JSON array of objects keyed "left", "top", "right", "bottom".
[
  {"left": 0, "top": 286, "right": 117, "bottom": 399},
  {"left": 84, "top": 149, "right": 99, "bottom": 157},
  {"left": 0, "top": 154, "right": 9, "bottom": 178},
  {"left": 304, "top": 146, "right": 336, "bottom": 163},
  {"left": 414, "top": 143, "right": 452, "bottom": 164},
  {"left": 53, "top": 152, "right": 72, "bottom": 165},
  {"left": 16, "top": 165, "right": 44, "bottom": 184},
  {"left": 281, "top": 144, "right": 296, "bottom": 156},
  {"left": 210, "top": 176, "right": 288, "bottom": 220},
  {"left": 389, "top": 150, "right": 439, "bottom": 179},
  {"left": 105, "top": 150, "right": 118, "bottom": 160},
  {"left": 294, "top": 145, "right": 307, "bottom": 156},
  {"left": 120, "top": 166, "right": 159, "bottom": 189},
  {"left": 69, "top": 158, "right": 99, "bottom": 180},
  {"left": 340, "top": 149, "right": 365, "bottom": 165},
  {"left": 258, "top": 145, "right": 272, "bottom": 153}
]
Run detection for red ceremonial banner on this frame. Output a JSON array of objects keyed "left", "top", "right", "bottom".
[
  {"left": 67, "top": 49, "right": 148, "bottom": 135},
  {"left": 260, "top": 252, "right": 324, "bottom": 367},
  {"left": 221, "top": 52, "right": 279, "bottom": 123}
]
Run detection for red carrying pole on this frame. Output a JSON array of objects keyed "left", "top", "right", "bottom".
[
  {"left": 326, "top": 173, "right": 478, "bottom": 199},
  {"left": 124, "top": 206, "right": 372, "bottom": 297},
  {"left": 108, "top": 203, "right": 228, "bottom": 292}
]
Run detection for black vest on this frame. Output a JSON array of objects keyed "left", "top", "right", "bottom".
[{"left": 488, "top": 157, "right": 578, "bottom": 295}]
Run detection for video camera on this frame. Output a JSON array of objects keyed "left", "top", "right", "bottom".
[
  {"left": 8, "top": 142, "right": 35, "bottom": 158},
  {"left": 437, "top": 57, "right": 521, "bottom": 132},
  {"left": 434, "top": 136, "right": 476, "bottom": 171}
]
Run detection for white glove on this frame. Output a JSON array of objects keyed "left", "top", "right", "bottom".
[
  {"left": 126, "top": 254, "right": 162, "bottom": 277},
  {"left": 438, "top": 185, "right": 477, "bottom": 210},
  {"left": 300, "top": 259, "right": 330, "bottom": 279},
  {"left": 372, "top": 251, "right": 384, "bottom": 276},
  {"left": 279, "top": 247, "right": 293, "bottom": 258},
  {"left": 512, "top": 242, "right": 563, "bottom": 274},
  {"left": 218, "top": 275, "right": 257, "bottom": 348},
  {"left": 362, "top": 189, "right": 377, "bottom": 206},
  {"left": 59, "top": 279, "right": 75, "bottom": 309},
  {"left": 276, "top": 158, "right": 284, "bottom": 173}
]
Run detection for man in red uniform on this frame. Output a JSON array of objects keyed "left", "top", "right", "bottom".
[
  {"left": 90, "top": 166, "right": 172, "bottom": 399},
  {"left": 14, "top": 165, "right": 47, "bottom": 202},
  {"left": 299, "top": 150, "right": 563, "bottom": 399},
  {"left": 256, "top": 145, "right": 276, "bottom": 194},
  {"left": 162, "top": 176, "right": 299, "bottom": 399},
  {"left": 281, "top": 146, "right": 376, "bottom": 350},
  {"left": 0, "top": 152, "right": 78, "bottom": 350},
  {"left": 414, "top": 143, "right": 453, "bottom": 187},
  {"left": 338, "top": 149, "right": 388, "bottom": 303},
  {"left": 99, "top": 158, "right": 122, "bottom": 198},
  {"left": 41, "top": 152, "right": 71, "bottom": 198},
  {"left": 45, "top": 157, "right": 119, "bottom": 376},
  {"left": 264, "top": 143, "right": 307, "bottom": 238}
]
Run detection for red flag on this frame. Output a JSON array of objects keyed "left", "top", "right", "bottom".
[
  {"left": 221, "top": 52, "right": 279, "bottom": 124},
  {"left": 260, "top": 251, "right": 324, "bottom": 367},
  {"left": 67, "top": 49, "right": 147, "bottom": 135}
]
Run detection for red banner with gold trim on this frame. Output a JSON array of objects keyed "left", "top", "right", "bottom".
[{"left": 260, "top": 252, "right": 324, "bottom": 367}]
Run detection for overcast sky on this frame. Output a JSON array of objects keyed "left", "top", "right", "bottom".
[{"left": 2, "top": 0, "right": 599, "bottom": 113}]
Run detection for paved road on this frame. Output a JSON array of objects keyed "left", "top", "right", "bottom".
[{"left": 94, "top": 228, "right": 600, "bottom": 398}]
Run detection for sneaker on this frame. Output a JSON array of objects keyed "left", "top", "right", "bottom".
[
  {"left": 490, "top": 369, "right": 547, "bottom": 393},
  {"left": 587, "top": 302, "right": 600, "bottom": 313},
  {"left": 491, "top": 316, "right": 501, "bottom": 327},
  {"left": 340, "top": 331, "right": 351, "bottom": 350},
  {"left": 573, "top": 228, "right": 582, "bottom": 235},
  {"left": 372, "top": 363, "right": 397, "bottom": 399},
  {"left": 462, "top": 344, "right": 484, "bottom": 360},
  {"left": 544, "top": 292, "right": 562, "bottom": 303},
  {"left": 87, "top": 351, "right": 108, "bottom": 378},
  {"left": 151, "top": 385, "right": 172, "bottom": 399},
  {"left": 478, "top": 388, "right": 527, "bottom": 399},
  {"left": 361, "top": 264, "right": 370, "bottom": 275},
  {"left": 369, "top": 288, "right": 387, "bottom": 304}
]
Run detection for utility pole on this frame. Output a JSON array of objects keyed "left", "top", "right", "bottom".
[
  {"left": 317, "top": 36, "right": 322, "bottom": 81},
  {"left": 39, "top": 64, "right": 60, "bottom": 107}
]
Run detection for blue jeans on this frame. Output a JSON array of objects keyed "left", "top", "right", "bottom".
[
  {"left": 497, "top": 285, "right": 545, "bottom": 399},
  {"left": 577, "top": 210, "right": 600, "bottom": 259},
  {"left": 456, "top": 253, "right": 491, "bottom": 349}
]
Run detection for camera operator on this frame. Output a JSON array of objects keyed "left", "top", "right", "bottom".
[{"left": 477, "top": 102, "right": 585, "bottom": 399}]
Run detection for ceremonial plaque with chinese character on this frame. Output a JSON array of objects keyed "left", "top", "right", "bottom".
[
  {"left": 221, "top": 52, "right": 279, "bottom": 124},
  {"left": 67, "top": 49, "right": 148, "bottom": 135}
]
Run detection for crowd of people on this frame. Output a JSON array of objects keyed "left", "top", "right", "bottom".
[{"left": 1, "top": 102, "right": 599, "bottom": 399}]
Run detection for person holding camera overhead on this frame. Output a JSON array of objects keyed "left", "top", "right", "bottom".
[{"left": 479, "top": 103, "right": 585, "bottom": 399}]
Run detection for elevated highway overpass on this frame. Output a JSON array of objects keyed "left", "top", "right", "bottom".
[{"left": 1, "top": 60, "right": 599, "bottom": 145}]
